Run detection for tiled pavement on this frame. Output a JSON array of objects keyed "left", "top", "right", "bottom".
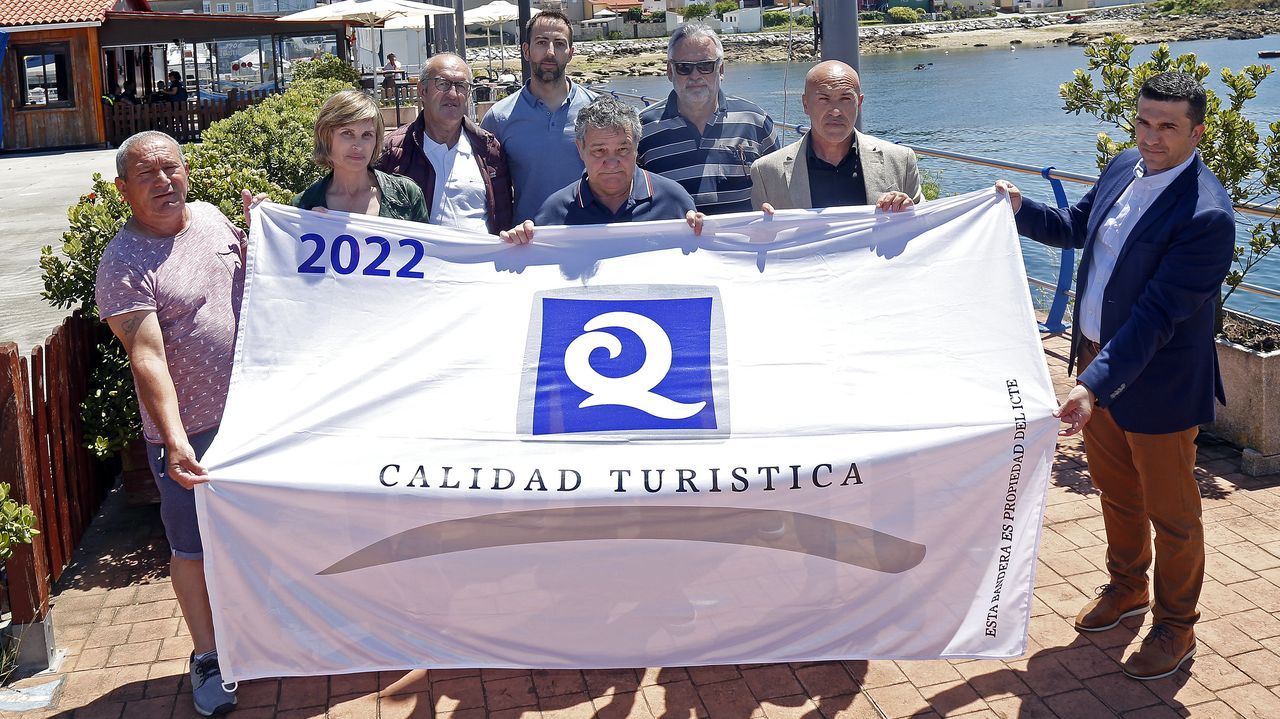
[{"left": 6, "top": 331, "right": 1280, "bottom": 718}]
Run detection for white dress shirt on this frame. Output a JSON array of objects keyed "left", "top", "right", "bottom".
[
  {"left": 421, "top": 131, "right": 490, "bottom": 234},
  {"left": 1079, "top": 151, "right": 1198, "bottom": 343}
]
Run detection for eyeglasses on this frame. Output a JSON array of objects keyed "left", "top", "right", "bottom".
[
  {"left": 671, "top": 60, "right": 719, "bottom": 76},
  {"left": 426, "top": 76, "right": 473, "bottom": 94}
]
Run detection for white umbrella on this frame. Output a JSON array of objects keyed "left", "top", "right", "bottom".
[
  {"left": 457, "top": 0, "right": 539, "bottom": 70},
  {"left": 279, "top": 0, "right": 453, "bottom": 71},
  {"left": 277, "top": 0, "right": 453, "bottom": 27}
]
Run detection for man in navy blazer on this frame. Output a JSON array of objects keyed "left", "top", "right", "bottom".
[{"left": 996, "top": 72, "right": 1235, "bottom": 681}]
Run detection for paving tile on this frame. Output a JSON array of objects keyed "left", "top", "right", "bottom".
[
  {"left": 920, "top": 678, "right": 987, "bottom": 716},
  {"left": 1164, "top": 699, "right": 1242, "bottom": 718},
  {"left": 1054, "top": 642, "right": 1121, "bottom": 679},
  {"left": 382, "top": 669, "right": 431, "bottom": 696},
  {"left": 1082, "top": 672, "right": 1160, "bottom": 713},
  {"left": 126, "top": 617, "right": 181, "bottom": 644},
  {"left": 1217, "top": 682, "right": 1280, "bottom": 719},
  {"left": 1197, "top": 618, "right": 1265, "bottom": 657},
  {"left": 277, "top": 675, "right": 329, "bottom": 710},
  {"left": 794, "top": 663, "right": 858, "bottom": 700},
  {"left": 105, "top": 639, "right": 161, "bottom": 667},
  {"left": 685, "top": 664, "right": 741, "bottom": 686},
  {"left": 82, "top": 625, "right": 130, "bottom": 650},
  {"left": 894, "top": 660, "right": 963, "bottom": 688},
  {"left": 433, "top": 676, "right": 485, "bottom": 712},
  {"left": 758, "top": 695, "right": 824, "bottom": 719},
  {"left": 638, "top": 667, "right": 689, "bottom": 686},
  {"left": 740, "top": 665, "right": 804, "bottom": 700},
  {"left": 956, "top": 662, "right": 1032, "bottom": 701},
  {"left": 1232, "top": 578, "right": 1280, "bottom": 613},
  {"left": 640, "top": 679, "right": 708, "bottom": 718},
  {"left": 591, "top": 690, "right": 654, "bottom": 719},
  {"left": 118, "top": 695, "right": 175, "bottom": 719},
  {"left": 379, "top": 691, "right": 435, "bottom": 719},
  {"left": 530, "top": 669, "right": 587, "bottom": 698},
  {"left": 1187, "top": 653, "right": 1253, "bottom": 691},
  {"left": 695, "top": 677, "right": 765, "bottom": 719},
  {"left": 866, "top": 683, "right": 931, "bottom": 719},
  {"left": 1042, "top": 687, "right": 1118, "bottom": 719},
  {"left": 234, "top": 678, "right": 281, "bottom": 708},
  {"left": 1222, "top": 607, "right": 1280, "bottom": 640},
  {"left": 1120, "top": 705, "right": 1185, "bottom": 719},
  {"left": 329, "top": 670, "right": 379, "bottom": 697},
  {"left": 1225, "top": 648, "right": 1280, "bottom": 686},
  {"left": 329, "top": 692, "right": 380, "bottom": 718},
  {"left": 486, "top": 674, "right": 539, "bottom": 711},
  {"left": 843, "top": 659, "right": 904, "bottom": 689},
  {"left": 583, "top": 668, "right": 640, "bottom": 697}
]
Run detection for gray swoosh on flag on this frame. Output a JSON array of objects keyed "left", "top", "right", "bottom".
[{"left": 317, "top": 506, "right": 926, "bottom": 575}]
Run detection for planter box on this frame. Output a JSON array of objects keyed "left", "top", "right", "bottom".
[
  {"left": 1210, "top": 336, "right": 1280, "bottom": 475},
  {"left": 379, "top": 106, "right": 413, "bottom": 130}
]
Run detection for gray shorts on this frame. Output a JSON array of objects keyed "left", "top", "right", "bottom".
[{"left": 146, "top": 427, "right": 218, "bottom": 560}]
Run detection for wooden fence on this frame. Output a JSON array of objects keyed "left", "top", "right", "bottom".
[
  {"left": 105, "top": 89, "right": 274, "bottom": 146},
  {"left": 0, "top": 314, "right": 108, "bottom": 625}
]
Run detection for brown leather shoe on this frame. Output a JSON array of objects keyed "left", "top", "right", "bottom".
[
  {"left": 1074, "top": 583, "right": 1149, "bottom": 632},
  {"left": 1123, "top": 623, "right": 1196, "bottom": 680}
]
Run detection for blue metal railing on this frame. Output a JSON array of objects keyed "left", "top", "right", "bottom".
[{"left": 596, "top": 87, "right": 1280, "bottom": 333}]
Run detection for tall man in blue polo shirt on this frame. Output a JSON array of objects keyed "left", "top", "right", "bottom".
[
  {"left": 501, "top": 96, "right": 703, "bottom": 241},
  {"left": 481, "top": 10, "right": 596, "bottom": 224},
  {"left": 638, "top": 23, "right": 780, "bottom": 215}
]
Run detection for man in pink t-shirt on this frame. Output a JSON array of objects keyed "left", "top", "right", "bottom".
[{"left": 95, "top": 131, "right": 259, "bottom": 718}]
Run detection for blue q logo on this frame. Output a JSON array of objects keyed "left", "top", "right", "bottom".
[{"left": 520, "top": 286, "right": 729, "bottom": 437}]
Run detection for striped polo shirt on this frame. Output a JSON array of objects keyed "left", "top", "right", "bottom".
[{"left": 638, "top": 90, "right": 780, "bottom": 215}]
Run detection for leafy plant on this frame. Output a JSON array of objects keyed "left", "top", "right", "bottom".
[
  {"left": 682, "top": 3, "right": 712, "bottom": 20},
  {"left": 1060, "top": 37, "right": 1280, "bottom": 323},
  {"left": 189, "top": 78, "right": 352, "bottom": 193},
  {"left": 0, "top": 483, "right": 39, "bottom": 562},
  {"left": 886, "top": 6, "right": 924, "bottom": 23},
  {"left": 713, "top": 0, "right": 738, "bottom": 17},
  {"left": 650, "top": 10, "right": 666, "bottom": 21},
  {"left": 623, "top": 7, "right": 644, "bottom": 22},
  {"left": 291, "top": 52, "right": 361, "bottom": 86}
]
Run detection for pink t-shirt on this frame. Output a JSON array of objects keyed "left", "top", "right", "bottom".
[{"left": 95, "top": 202, "right": 246, "bottom": 444}]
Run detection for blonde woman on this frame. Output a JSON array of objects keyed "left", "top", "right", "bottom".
[{"left": 294, "top": 90, "right": 429, "bottom": 222}]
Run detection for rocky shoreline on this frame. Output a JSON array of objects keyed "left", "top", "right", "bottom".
[{"left": 459, "top": 8, "right": 1280, "bottom": 81}]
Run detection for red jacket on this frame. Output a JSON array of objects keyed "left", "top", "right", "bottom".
[{"left": 377, "top": 113, "right": 513, "bottom": 234}]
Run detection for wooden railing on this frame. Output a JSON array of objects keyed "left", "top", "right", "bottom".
[
  {"left": 104, "top": 89, "right": 275, "bottom": 146},
  {"left": 0, "top": 314, "right": 108, "bottom": 625}
]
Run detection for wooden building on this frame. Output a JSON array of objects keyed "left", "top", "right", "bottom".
[{"left": 2, "top": 0, "right": 348, "bottom": 152}]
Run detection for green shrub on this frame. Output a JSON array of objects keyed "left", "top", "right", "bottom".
[
  {"left": 189, "top": 77, "right": 351, "bottom": 193},
  {"left": 623, "top": 7, "right": 644, "bottom": 21},
  {"left": 682, "top": 2, "right": 712, "bottom": 19},
  {"left": 0, "top": 483, "right": 38, "bottom": 562},
  {"left": 763, "top": 10, "right": 790, "bottom": 26},
  {"left": 859, "top": 10, "right": 884, "bottom": 20},
  {"left": 886, "top": 6, "right": 923, "bottom": 22},
  {"left": 291, "top": 52, "right": 361, "bottom": 86},
  {"left": 606, "top": 30, "right": 625, "bottom": 40},
  {"left": 650, "top": 9, "right": 666, "bottom": 21},
  {"left": 713, "top": 0, "right": 738, "bottom": 17},
  {"left": 796, "top": 14, "right": 813, "bottom": 26}
]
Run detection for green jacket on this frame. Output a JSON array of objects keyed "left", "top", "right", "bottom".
[{"left": 293, "top": 169, "right": 429, "bottom": 223}]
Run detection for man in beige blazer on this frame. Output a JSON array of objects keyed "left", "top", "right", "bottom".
[{"left": 750, "top": 60, "right": 922, "bottom": 213}]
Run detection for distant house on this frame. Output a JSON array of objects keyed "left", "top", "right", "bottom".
[
  {"left": 2, "top": 0, "right": 347, "bottom": 151},
  {"left": 722, "top": 6, "right": 762, "bottom": 32}
]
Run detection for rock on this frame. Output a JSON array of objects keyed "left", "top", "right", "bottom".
[{"left": 974, "top": 42, "right": 988, "bottom": 47}]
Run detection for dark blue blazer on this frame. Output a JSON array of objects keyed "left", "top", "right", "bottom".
[{"left": 1015, "top": 148, "right": 1235, "bottom": 434}]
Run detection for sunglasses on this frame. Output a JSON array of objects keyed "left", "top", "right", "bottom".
[
  {"left": 427, "top": 76, "right": 473, "bottom": 94},
  {"left": 671, "top": 60, "right": 719, "bottom": 76}
]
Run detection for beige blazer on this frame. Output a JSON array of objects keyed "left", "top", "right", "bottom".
[{"left": 749, "top": 131, "right": 924, "bottom": 211}]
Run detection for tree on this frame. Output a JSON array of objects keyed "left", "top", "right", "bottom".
[
  {"left": 682, "top": 2, "right": 713, "bottom": 20},
  {"left": 623, "top": 7, "right": 644, "bottom": 22},
  {"left": 714, "top": 0, "right": 738, "bottom": 17},
  {"left": 1060, "top": 36, "right": 1280, "bottom": 322}
]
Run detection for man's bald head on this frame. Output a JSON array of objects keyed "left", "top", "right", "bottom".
[
  {"left": 801, "top": 61, "right": 864, "bottom": 149},
  {"left": 804, "top": 61, "right": 861, "bottom": 95}
]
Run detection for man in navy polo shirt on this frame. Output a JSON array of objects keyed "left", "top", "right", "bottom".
[
  {"left": 501, "top": 96, "right": 703, "bottom": 240},
  {"left": 637, "top": 23, "right": 780, "bottom": 215},
  {"left": 481, "top": 10, "right": 596, "bottom": 224}
]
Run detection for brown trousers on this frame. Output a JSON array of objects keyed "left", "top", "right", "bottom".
[{"left": 1078, "top": 341, "right": 1204, "bottom": 633}]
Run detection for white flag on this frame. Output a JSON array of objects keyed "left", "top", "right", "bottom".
[{"left": 199, "top": 189, "right": 1059, "bottom": 681}]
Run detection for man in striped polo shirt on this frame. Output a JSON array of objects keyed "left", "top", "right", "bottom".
[{"left": 638, "top": 24, "right": 780, "bottom": 215}]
